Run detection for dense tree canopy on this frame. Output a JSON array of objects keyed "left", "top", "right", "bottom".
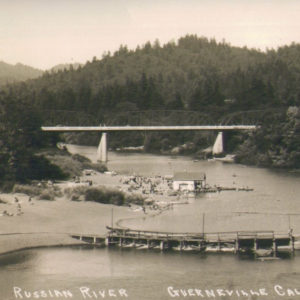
[
  {"left": 0, "top": 93, "right": 64, "bottom": 186},
  {"left": 4, "top": 35, "right": 300, "bottom": 119},
  {"left": 2, "top": 35, "right": 300, "bottom": 168}
]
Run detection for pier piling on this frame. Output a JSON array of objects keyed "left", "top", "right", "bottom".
[
  {"left": 72, "top": 228, "right": 296, "bottom": 258},
  {"left": 160, "top": 241, "right": 164, "bottom": 251}
]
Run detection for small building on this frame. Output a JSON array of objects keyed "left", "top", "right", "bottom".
[{"left": 173, "top": 172, "right": 206, "bottom": 191}]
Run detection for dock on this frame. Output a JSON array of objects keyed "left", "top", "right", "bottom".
[
  {"left": 106, "top": 227, "right": 298, "bottom": 255},
  {"left": 71, "top": 234, "right": 106, "bottom": 245},
  {"left": 71, "top": 227, "right": 299, "bottom": 257}
]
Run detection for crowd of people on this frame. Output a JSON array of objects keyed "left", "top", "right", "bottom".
[{"left": 0, "top": 196, "right": 33, "bottom": 217}]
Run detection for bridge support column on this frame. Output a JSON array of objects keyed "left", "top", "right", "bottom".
[
  {"left": 212, "top": 131, "right": 224, "bottom": 155},
  {"left": 97, "top": 132, "right": 108, "bottom": 162}
]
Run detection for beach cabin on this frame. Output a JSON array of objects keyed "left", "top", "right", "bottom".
[{"left": 173, "top": 172, "right": 206, "bottom": 191}]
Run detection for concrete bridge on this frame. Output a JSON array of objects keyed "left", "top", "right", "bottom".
[{"left": 41, "top": 125, "right": 258, "bottom": 162}]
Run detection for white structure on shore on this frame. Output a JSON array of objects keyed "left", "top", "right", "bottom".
[{"left": 173, "top": 172, "right": 206, "bottom": 191}]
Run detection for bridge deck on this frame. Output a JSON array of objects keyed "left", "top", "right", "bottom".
[
  {"left": 41, "top": 125, "right": 258, "bottom": 132},
  {"left": 106, "top": 227, "right": 290, "bottom": 241}
]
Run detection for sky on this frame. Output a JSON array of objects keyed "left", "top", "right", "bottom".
[{"left": 1, "top": 0, "right": 300, "bottom": 70}]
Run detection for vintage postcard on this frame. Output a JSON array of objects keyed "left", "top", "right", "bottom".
[{"left": 0, "top": 0, "right": 300, "bottom": 299}]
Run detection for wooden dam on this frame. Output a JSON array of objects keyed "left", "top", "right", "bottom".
[{"left": 71, "top": 227, "right": 299, "bottom": 257}]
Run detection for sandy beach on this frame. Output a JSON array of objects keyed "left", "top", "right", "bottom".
[{"left": 0, "top": 172, "right": 154, "bottom": 255}]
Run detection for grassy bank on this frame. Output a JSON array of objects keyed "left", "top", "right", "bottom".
[
  {"left": 39, "top": 147, "right": 107, "bottom": 177},
  {"left": 64, "top": 185, "right": 146, "bottom": 206},
  {"left": 0, "top": 147, "right": 108, "bottom": 193}
]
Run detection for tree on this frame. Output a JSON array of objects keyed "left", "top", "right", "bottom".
[
  {"left": 167, "top": 92, "right": 184, "bottom": 110},
  {"left": 0, "top": 94, "right": 64, "bottom": 185},
  {"left": 189, "top": 76, "right": 224, "bottom": 111}
]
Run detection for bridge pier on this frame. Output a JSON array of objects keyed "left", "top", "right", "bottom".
[
  {"left": 97, "top": 132, "right": 108, "bottom": 162},
  {"left": 42, "top": 125, "right": 258, "bottom": 162},
  {"left": 212, "top": 131, "right": 224, "bottom": 154}
]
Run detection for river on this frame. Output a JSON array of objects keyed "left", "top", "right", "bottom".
[{"left": 1, "top": 145, "right": 300, "bottom": 300}]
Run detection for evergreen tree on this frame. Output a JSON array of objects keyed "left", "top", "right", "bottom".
[{"left": 167, "top": 92, "right": 184, "bottom": 110}]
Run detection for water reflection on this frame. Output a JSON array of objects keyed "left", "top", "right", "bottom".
[
  {"left": 2, "top": 147, "right": 300, "bottom": 299},
  {"left": 0, "top": 251, "right": 36, "bottom": 267},
  {"left": 1, "top": 247, "right": 300, "bottom": 300}
]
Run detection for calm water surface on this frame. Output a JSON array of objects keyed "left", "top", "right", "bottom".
[
  {"left": 1, "top": 247, "right": 300, "bottom": 300},
  {"left": 1, "top": 146, "right": 300, "bottom": 300},
  {"left": 68, "top": 145, "right": 300, "bottom": 233}
]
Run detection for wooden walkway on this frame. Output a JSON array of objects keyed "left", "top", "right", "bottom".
[
  {"left": 70, "top": 227, "right": 299, "bottom": 257},
  {"left": 108, "top": 227, "right": 295, "bottom": 255}
]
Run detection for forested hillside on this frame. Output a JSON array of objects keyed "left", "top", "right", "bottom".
[
  {"left": 0, "top": 97, "right": 66, "bottom": 190},
  {"left": 50, "top": 63, "right": 82, "bottom": 73},
  {"left": 0, "top": 61, "right": 43, "bottom": 86},
  {"left": 8, "top": 35, "right": 300, "bottom": 114},
  {"left": 2, "top": 35, "right": 300, "bottom": 168}
]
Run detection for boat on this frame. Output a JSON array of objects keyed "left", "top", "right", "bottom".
[
  {"left": 172, "top": 245, "right": 182, "bottom": 251},
  {"left": 220, "top": 244, "right": 236, "bottom": 252},
  {"left": 121, "top": 242, "right": 135, "bottom": 248},
  {"left": 205, "top": 245, "right": 220, "bottom": 252},
  {"left": 254, "top": 248, "right": 273, "bottom": 257},
  {"left": 135, "top": 244, "right": 149, "bottom": 250},
  {"left": 215, "top": 154, "right": 235, "bottom": 163},
  {"left": 209, "top": 154, "right": 235, "bottom": 163},
  {"left": 276, "top": 245, "right": 292, "bottom": 253},
  {"left": 172, "top": 244, "right": 200, "bottom": 251},
  {"left": 148, "top": 242, "right": 161, "bottom": 250},
  {"left": 293, "top": 241, "right": 300, "bottom": 250},
  {"left": 182, "top": 245, "right": 198, "bottom": 251}
]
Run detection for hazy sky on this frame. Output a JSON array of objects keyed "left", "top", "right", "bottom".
[{"left": 1, "top": 0, "right": 300, "bottom": 70}]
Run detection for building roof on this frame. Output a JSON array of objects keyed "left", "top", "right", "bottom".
[{"left": 173, "top": 172, "right": 206, "bottom": 181}]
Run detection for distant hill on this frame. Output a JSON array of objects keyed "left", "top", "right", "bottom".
[
  {"left": 7, "top": 35, "right": 300, "bottom": 116},
  {"left": 0, "top": 61, "right": 43, "bottom": 86},
  {"left": 50, "top": 63, "right": 82, "bottom": 72},
  {"left": 3, "top": 35, "right": 300, "bottom": 115},
  {"left": 2, "top": 35, "right": 300, "bottom": 168}
]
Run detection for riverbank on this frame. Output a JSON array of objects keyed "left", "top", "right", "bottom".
[
  {"left": 0, "top": 179, "right": 142, "bottom": 255},
  {"left": 0, "top": 167, "right": 181, "bottom": 255},
  {"left": 1, "top": 145, "right": 300, "bottom": 256},
  {"left": 0, "top": 233, "right": 86, "bottom": 256}
]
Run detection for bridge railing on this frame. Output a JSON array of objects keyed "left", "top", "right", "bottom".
[
  {"left": 107, "top": 227, "right": 290, "bottom": 241},
  {"left": 42, "top": 109, "right": 276, "bottom": 127}
]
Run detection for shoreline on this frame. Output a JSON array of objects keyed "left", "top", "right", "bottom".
[
  {"left": 0, "top": 232, "right": 87, "bottom": 256},
  {"left": 66, "top": 143, "right": 300, "bottom": 173},
  {"left": 0, "top": 168, "right": 176, "bottom": 256},
  {"left": 1, "top": 147, "right": 300, "bottom": 256},
  {"left": 0, "top": 174, "right": 146, "bottom": 256}
]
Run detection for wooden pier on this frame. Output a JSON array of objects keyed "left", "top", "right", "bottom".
[
  {"left": 104, "top": 227, "right": 297, "bottom": 256},
  {"left": 71, "top": 234, "right": 105, "bottom": 245},
  {"left": 70, "top": 227, "right": 299, "bottom": 257}
]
